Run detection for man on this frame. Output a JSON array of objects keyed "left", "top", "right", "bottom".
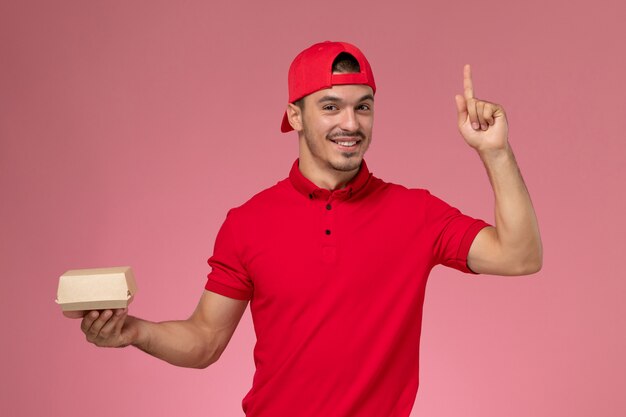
[{"left": 68, "top": 41, "right": 542, "bottom": 416}]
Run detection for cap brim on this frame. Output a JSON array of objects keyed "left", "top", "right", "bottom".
[{"left": 281, "top": 111, "right": 294, "bottom": 133}]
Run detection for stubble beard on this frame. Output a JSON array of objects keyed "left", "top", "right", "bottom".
[{"left": 332, "top": 152, "right": 362, "bottom": 172}]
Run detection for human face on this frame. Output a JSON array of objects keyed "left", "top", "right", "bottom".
[{"left": 298, "top": 84, "right": 374, "bottom": 175}]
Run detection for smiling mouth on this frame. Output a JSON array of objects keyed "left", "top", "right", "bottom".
[{"left": 330, "top": 139, "right": 360, "bottom": 146}]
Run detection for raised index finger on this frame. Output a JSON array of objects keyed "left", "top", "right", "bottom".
[{"left": 463, "top": 64, "right": 474, "bottom": 100}]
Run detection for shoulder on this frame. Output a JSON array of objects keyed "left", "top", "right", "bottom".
[
  {"left": 370, "top": 175, "right": 435, "bottom": 203},
  {"left": 224, "top": 178, "right": 291, "bottom": 221},
  {"left": 358, "top": 175, "right": 446, "bottom": 222}
]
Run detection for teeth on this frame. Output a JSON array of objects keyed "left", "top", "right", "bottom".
[{"left": 336, "top": 141, "right": 357, "bottom": 146}]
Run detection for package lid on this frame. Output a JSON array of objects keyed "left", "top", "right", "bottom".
[{"left": 56, "top": 266, "right": 137, "bottom": 311}]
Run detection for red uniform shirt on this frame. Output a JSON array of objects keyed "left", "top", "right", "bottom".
[{"left": 205, "top": 159, "right": 490, "bottom": 417}]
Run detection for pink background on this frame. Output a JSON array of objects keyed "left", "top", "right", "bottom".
[{"left": 2, "top": 0, "right": 625, "bottom": 416}]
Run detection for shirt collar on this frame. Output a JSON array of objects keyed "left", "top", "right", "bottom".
[{"left": 288, "top": 158, "right": 372, "bottom": 200}]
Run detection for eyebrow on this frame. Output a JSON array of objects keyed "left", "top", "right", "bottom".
[{"left": 317, "top": 94, "right": 375, "bottom": 104}]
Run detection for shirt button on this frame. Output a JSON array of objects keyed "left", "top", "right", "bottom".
[
  {"left": 325, "top": 229, "right": 331, "bottom": 235},
  {"left": 326, "top": 204, "right": 332, "bottom": 210}
]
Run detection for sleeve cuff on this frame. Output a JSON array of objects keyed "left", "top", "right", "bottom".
[
  {"left": 205, "top": 279, "right": 252, "bottom": 300},
  {"left": 456, "top": 220, "right": 491, "bottom": 274}
]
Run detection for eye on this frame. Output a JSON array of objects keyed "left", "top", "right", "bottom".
[
  {"left": 323, "top": 104, "right": 339, "bottom": 111},
  {"left": 357, "top": 103, "right": 371, "bottom": 111}
]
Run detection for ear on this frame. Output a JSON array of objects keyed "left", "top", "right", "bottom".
[{"left": 286, "top": 103, "right": 303, "bottom": 132}]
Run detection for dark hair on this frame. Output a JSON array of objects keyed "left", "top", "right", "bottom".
[
  {"left": 294, "top": 53, "right": 361, "bottom": 110},
  {"left": 332, "top": 52, "right": 361, "bottom": 73}
]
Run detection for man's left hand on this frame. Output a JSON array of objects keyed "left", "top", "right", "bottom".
[{"left": 454, "top": 64, "right": 509, "bottom": 154}]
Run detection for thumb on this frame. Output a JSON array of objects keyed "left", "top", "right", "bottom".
[{"left": 454, "top": 94, "right": 468, "bottom": 126}]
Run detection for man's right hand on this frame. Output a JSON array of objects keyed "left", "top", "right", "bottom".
[
  {"left": 62, "top": 291, "right": 249, "bottom": 368},
  {"left": 71, "top": 309, "right": 139, "bottom": 348}
]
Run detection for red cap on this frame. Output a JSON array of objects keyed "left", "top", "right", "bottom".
[{"left": 281, "top": 41, "right": 376, "bottom": 133}]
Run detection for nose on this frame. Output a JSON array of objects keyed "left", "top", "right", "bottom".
[{"left": 338, "top": 108, "right": 359, "bottom": 132}]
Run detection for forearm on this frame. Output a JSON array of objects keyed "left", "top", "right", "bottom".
[
  {"left": 130, "top": 316, "right": 218, "bottom": 369},
  {"left": 479, "top": 144, "right": 543, "bottom": 272}
]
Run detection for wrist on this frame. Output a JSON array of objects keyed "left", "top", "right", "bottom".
[
  {"left": 477, "top": 142, "right": 513, "bottom": 164},
  {"left": 127, "top": 316, "right": 151, "bottom": 351}
]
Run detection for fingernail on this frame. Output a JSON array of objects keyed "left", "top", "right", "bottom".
[
  {"left": 481, "top": 124, "right": 487, "bottom": 130},
  {"left": 472, "top": 122, "right": 480, "bottom": 130}
]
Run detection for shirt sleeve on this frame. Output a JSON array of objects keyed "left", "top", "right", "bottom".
[
  {"left": 205, "top": 210, "right": 254, "bottom": 300},
  {"left": 425, "top": 191, "right": 491, "bottom": 274}
]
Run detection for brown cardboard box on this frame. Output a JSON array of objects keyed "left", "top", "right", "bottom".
[{"left": 56, "top": 266, "right": 137, "bottom": 311}]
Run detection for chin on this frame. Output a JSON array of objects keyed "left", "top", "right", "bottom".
[{"left": 330, "top": 155, "right": 362, "bottom": 172}]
